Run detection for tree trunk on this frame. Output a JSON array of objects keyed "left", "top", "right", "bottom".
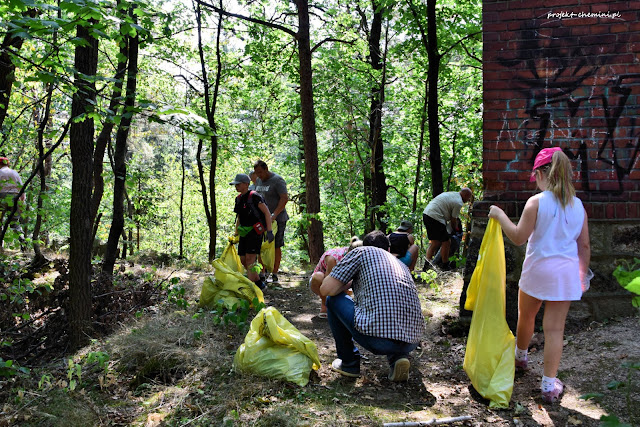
[
  {"left": 364, "top": 0, "right": 388, "bottom": 232},
  {"left": 68, "top": 21, "right": 99, "bottom": 348},
  {"left": 91, "top": 30, "right": 128, "bottom": 231},
  {"left": 427, "top": 0, "right": 443, "bottom": 196},
  {"left": 0, "top": 9, "right": 38, "bottom": 129},
  {"left": 194, "top": 2, "right": 222, "bottom": 262},
  {"left": 296, "top": 135, "right": 309, "bottom": 255},
  {"left": 446, "top": 131, "right": 457, "bottom": 191},
  {"left": 412, "top": 79, "right": 428, "bottom": 213},
  {"left": 103, "top": 15, "right": 139, "bottom": 276},
  {"left": 31, "top": 80, "right": 54, "bottom": 265},
  {"left": 295, "top": 0, "right": 324, "bottom": 263},
  {"left": 179, "top": 128, "right": 186, "bottom": 259}
]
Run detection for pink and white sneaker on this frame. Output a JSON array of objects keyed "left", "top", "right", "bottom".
[
  {"left": 515, "top": 355, "right": 528, "bottom": 371},
  {"left": 541, "top": 378, "right": 564, "bottom": 403}
]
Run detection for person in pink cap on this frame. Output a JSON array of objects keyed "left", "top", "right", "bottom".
[{"left": 488, "top": 147, "right": 591, "bottom": 403}]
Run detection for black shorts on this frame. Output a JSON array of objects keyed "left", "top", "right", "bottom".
[
  {"left": 238, "top": 230, "right": 262, "bottom": 255},
  {"left": 423, "top": 214, "right": 449, "bottom": 242},
  {"left": 275, "top": 220, "right": 286, "bottom": 248}
]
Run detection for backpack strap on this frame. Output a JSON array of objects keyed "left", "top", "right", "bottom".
[{"left": 245, "top": 191, "right": 265, "bottom": 225}]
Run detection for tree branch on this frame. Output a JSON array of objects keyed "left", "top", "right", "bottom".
[
  {"left": 440, "top": 30, "right": 481, "bottom": 58},
  {"left": 194, "top": 0, "right": 297, "bottom": 38},
  {"left": 1, "top": 119, "right": 71, "bottom": 240},
  {"left": 311, "top": 37, "right": 356, "bottom": 53},
  {"left": 387, "top": 184, "right": 411, "bottom": 203},
  {"left": 459, "top": 40, "right": 482, "bottom": 64}
]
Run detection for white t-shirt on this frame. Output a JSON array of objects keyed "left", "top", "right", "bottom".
[
  {"left": 519, "top": 191, "right": 585, "bottom": 301},
  {"left": 0, "top": 167, "right": 22, "bottom": 194},
  {"left": 423, "top": 192, "right": 463, "bottom": 225}
]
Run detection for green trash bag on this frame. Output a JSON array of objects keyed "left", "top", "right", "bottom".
[
  {"left": 199, "top": 238, "right": 263, "bottom": 309},
  {"left": 260, "top": 222, "right": 277, "bottom": 273},
  {"left": 463, "top": 218, "right": 515, "bottom": 408},
  {"left": 234, "top": 306, "right": 321, "bottom": 386}
]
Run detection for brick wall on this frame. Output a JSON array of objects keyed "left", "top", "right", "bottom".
[
  {"left": 480, "top": 0, "right": 640, "bottom": 218},
  {"left": 459, "top": 1, "right": 640, "bottom": 324}
]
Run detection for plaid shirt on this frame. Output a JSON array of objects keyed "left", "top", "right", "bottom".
[{"left": 329, "top": 246, "right": 425, "bottom": 343}]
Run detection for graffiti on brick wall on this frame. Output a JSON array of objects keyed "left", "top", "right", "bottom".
[{"left": 495, "top": 23, "right": 640, "bottom": 193}]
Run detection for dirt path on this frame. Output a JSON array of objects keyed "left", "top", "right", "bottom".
[{"left": 262, "top": 271, "right": 639, "bottom": 426}]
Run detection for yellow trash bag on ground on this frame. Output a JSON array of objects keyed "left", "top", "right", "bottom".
[
  {"left": 199, "top": 238, "right": 263, "bottom": 309},
  {"left": 463, "top": 218, "right": 515, "bottom": 408},
  {"left": 260, "top": 223, "right": 277, "bottom": 273},
  {"left": 234, "top": 306, "right": 321, "bottom": 386}
]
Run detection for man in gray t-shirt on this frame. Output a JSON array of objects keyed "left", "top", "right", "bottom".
[
  {"left": 422, "top": 187, "right": 473, "bottom": 268},
  {"left": 253, "top": 160, "right": 289, "bottom": 282}
]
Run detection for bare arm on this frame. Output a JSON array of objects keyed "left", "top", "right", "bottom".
[
  {"left": 325, "top": 255, "right": 337, "bottom": 276},
  {"left": 319, "top": 275, "right": 351, "bottom": 297},
  {"left": 272, "top": 193, "right": 289, "bottom": 219},
  {"left": 577, "top": 209, "right": 591, "bottom": 283},
  {"left": 258, "top": 202, "right": 272, "bottom": 231},
  {"left": 488, "top": 196, "right": 539, "bottom": 246}
]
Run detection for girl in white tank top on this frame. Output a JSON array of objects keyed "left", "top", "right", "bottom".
[{"left": 488, "top": 147, "right": 591, "bottom": 404}]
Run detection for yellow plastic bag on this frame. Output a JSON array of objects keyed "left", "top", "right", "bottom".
[
  {"left": 463, "top": 218, "right": 515, "bottom": 408},
  {"left": 199, "top": 239, "right": 263, "bottom": 309},
  {"left": 234, "top": 306, "right": 321, "bottom": 386},
  {"left": 221, "top": 235, "right": 244, "bottom": 274},
  {"left": 260, "top": 223, "right": 277, "bottom": 273}
]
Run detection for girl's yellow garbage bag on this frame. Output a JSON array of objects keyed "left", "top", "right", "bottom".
[
  {"left": 199, "top": 237, "right": 263, "bottom": 309},
  {"left": 234, "top": 306, "right": 321, "bottom": 386},
  {"left": 463, "top": 218, "right": 515, "bottom": 408}
]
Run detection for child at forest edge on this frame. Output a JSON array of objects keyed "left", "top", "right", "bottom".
[
  {"left": 309, "top": 236, "right": 362, "bottom": 318},
  {"left": 230, "top": 173, "right": 274, "bottom": 291},
  {"left": 488, "top": 147, "right": 591, "bottom": 403}
]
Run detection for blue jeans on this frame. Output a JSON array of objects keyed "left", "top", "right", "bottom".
[{"left": 326, "top": 293, "right": 418, "bottom": 370}]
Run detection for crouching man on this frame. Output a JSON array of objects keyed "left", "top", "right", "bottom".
[{"left": 320, "top": 230, "right": 425, "bottom": 381}]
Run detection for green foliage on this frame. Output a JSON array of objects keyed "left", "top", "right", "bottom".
[
  {"left": 580, "top": 361, "right": 640, "bottom": 426},
  {"left": 414, "top": 269, "right": 438, "bottom": 290},
  {"left": 0, "top": 0, "right": 483, "bottom": 268},
  {"left": 86, "top": 351, "right": 110, "bottom": 375},
  {"left": 612, "top": 259, "right": 640, "bottom": 307},
  {"left": 599, "top": 415, "right": 632, "bottom": 427},
  {"left": 163, "top": 277, "right": 189, "bottom": 309},
  {"left": 0, "top": 357, "right": 30, "bottom": 378},
  {"left": 66, "top": 358, "right": 82, "bottom": 392},
  {"left": 209, "top": 297, "right": 266, "bottom": 333}
]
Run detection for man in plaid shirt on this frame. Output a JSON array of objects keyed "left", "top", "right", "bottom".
[{"left": 320, "top": 230, "right": 425, "bottom": 381}]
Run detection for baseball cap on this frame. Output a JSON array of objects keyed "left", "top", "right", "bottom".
[
  {"left": 530, "top": 147, "right": 562, "bottom": 182},
  {"left": 229, "top": 173, "right": 251, "bottom": 185},
  {"left": 0, "top": 157, "right": 8, "bottom": 165},
  {"left": 397, "top": 220, "right": 413, "bottom": 232}
]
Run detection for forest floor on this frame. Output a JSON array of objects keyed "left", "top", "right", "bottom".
[{"left": 0, "top": 254, "right": 638, "bottom": 426}]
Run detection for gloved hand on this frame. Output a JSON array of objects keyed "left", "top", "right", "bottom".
[{"left": 266, "top": 230, "right": 275, "bottom": 243}]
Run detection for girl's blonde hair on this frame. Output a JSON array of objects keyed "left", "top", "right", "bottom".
[
  {"left": 540, "top": 150, "right": 575, "bottom": 208},
  {"left": 347, "top": 236, "right": 363, "bottom": 252}
]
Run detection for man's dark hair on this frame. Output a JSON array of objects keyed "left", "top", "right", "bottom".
[
  {"left": 363, "top": 230, "right": 389, "bottom": 250},
  {"left": 254, "top": 160, "right": 268, "bottom": 170}
]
